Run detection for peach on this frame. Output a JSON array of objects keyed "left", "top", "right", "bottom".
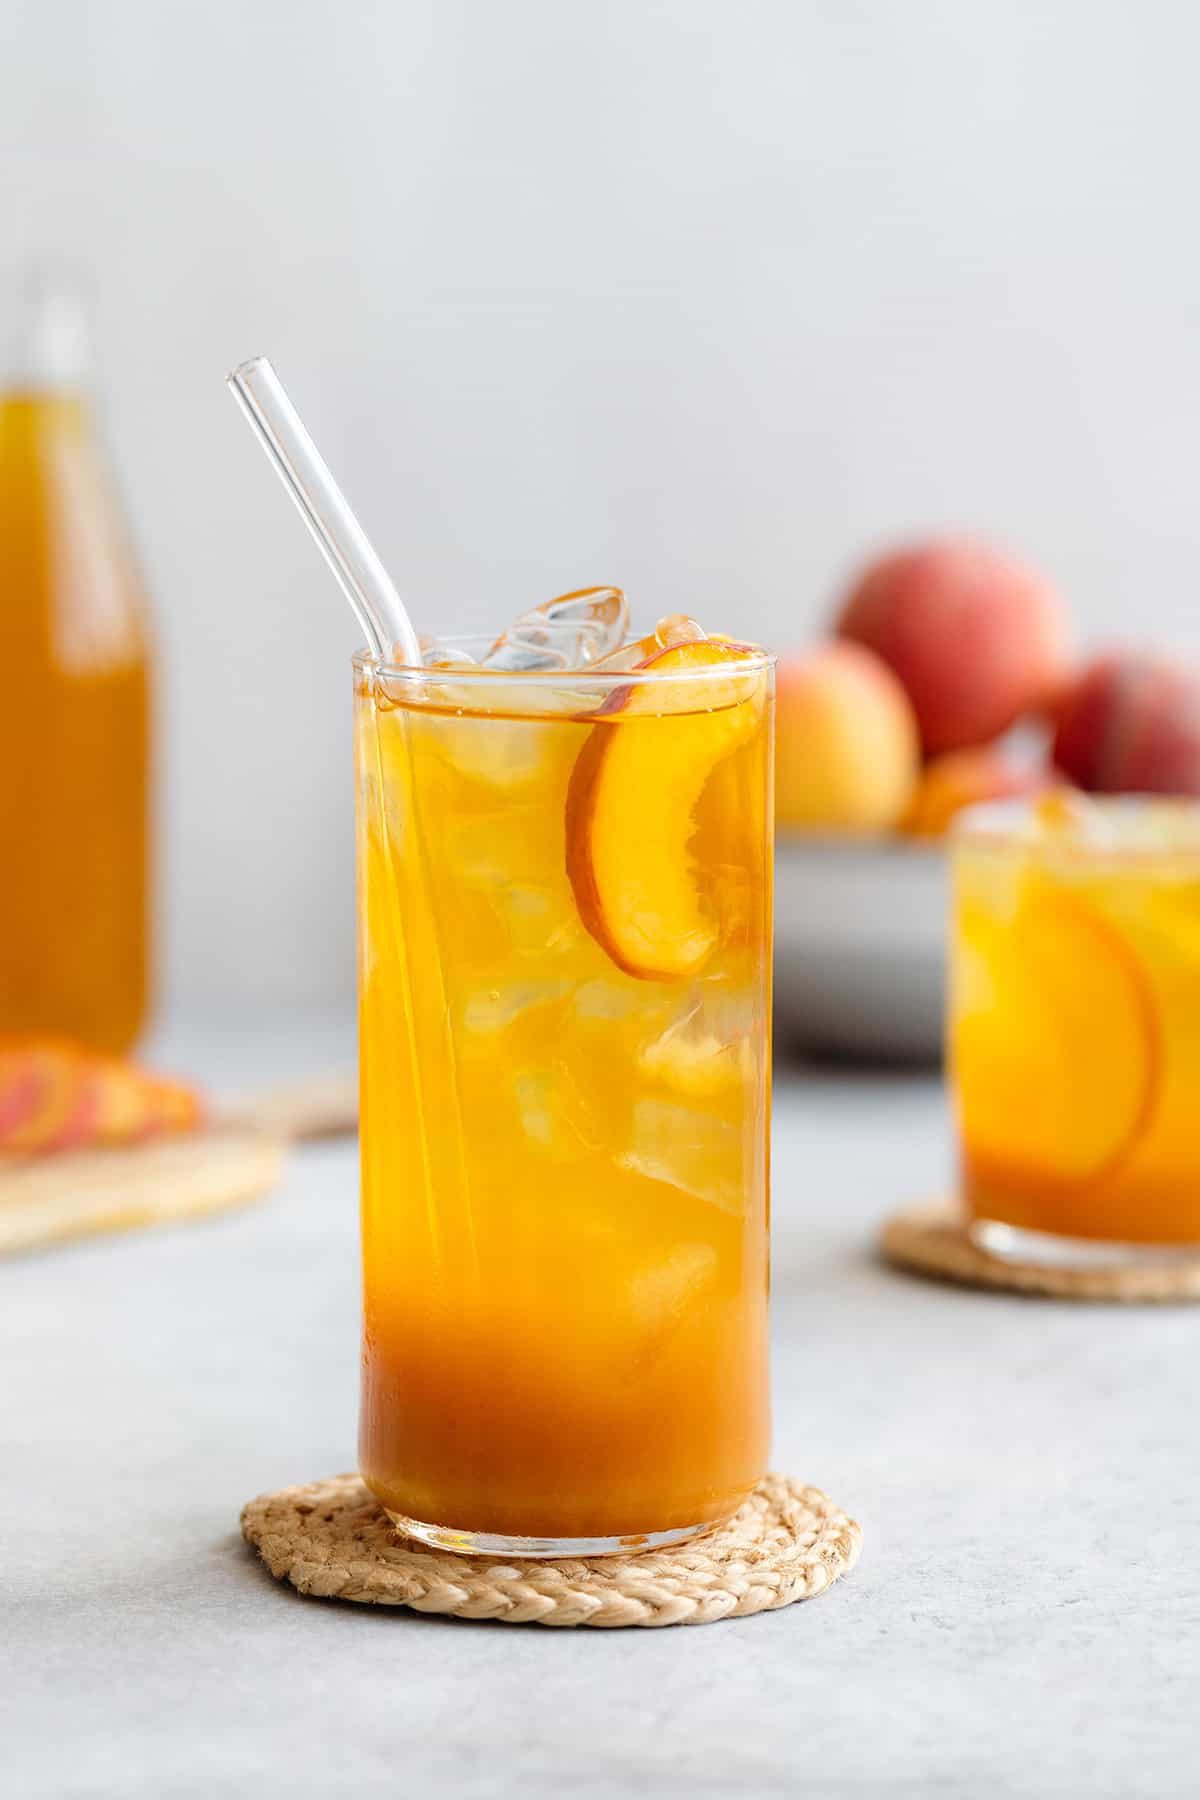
[
  {"left": 901, "top": 749, "right": 1042, "bottom": 839},
  {"left": 836, "top": 540, "right": 1070, "bottom": 755},
  {"left": 1053, "top": 654, "right": 1200, "bottom": 794},
  {"left": 775, "top": 642, "right": 919, "bottom": 834}
]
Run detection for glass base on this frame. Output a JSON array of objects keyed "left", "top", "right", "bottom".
[
  {"left": 385, "top": 1510, "right": 724, "bottom": 1561},
  {"left": 971, "top": 1218, "right": 1200, "bottom": 1271}
]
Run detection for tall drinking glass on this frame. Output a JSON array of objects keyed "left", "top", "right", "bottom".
[{"left": 354, "top": 641, "right": 773, "bottom": 1556}]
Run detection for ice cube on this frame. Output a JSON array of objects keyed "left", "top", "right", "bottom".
[
  {"left": 616, "top": 1099, "right": 746, "bottom": 1215},
  {"left": 638, "top": 1008, "right": 753, "bottom": 1099},
  {"left": 627, "top": 1243, "right": 719, "bottom": 1341},
  {"left": 430, "top": 701, "right": 577, "bottom": 791},
  {"left": 420, "top": 638, "right": 479, "bottom": 669},
  {"left": 463, "top": 980, "right": 572, "bottom": 1035},
  {"left": 572, "top": 981, "right": 625, "bottom": 1020},
  {"left": 504, "top": 885, "right": 584, "bottom": 957},
  {"left": 483, "top": 631, "right": 574, "bottom": 673},
  {"left": 513, "top": 1066, "right": 598, "bottom": 1159},
  {"left": 573, "top": 979, "right": 660, "bottom": 1023},
  {"left": 591, "top": 614, "right": 707, "bottom": 670},
  {"left": 484, "top": 586, "right": 629, "bottom": 670}
]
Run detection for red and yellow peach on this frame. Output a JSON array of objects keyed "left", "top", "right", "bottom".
[
  {"left": 775, "top": 642, "right": 920, "bottom": 834},
  {"left": 836, "top": 540, "right": 1070, "bottom": 755},
  {"left": 1053, "top": 654, "right": 1200, "bottom": 794}
]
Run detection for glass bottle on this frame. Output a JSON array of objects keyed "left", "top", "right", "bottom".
[{"left": 0, "top": 274, "right": 151, "bottom": 1052}]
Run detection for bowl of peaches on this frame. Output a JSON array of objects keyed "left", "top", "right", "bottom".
[{"left": 774, "top": 538, "right": 1200, "bottom": 1061}]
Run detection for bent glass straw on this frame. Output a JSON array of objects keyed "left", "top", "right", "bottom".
[{"left": 227, "top": 356, "right": 421, "bottom": 667}]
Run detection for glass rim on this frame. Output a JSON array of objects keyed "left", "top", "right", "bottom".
[
  {"left": 952, "top": 792, "right": 1200, "bottom": 858},
  {"left": 352, "top": 641, "right": 776, "bottom": 689}
]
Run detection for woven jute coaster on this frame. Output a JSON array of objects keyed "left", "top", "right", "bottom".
[
  {"left": 881, "top": 1198, "right": 1200, "bottom": 1303},
  {"left": 241, "top": 1471, "right": 861, "bottom": 1628},
  {"left": 0, "top": 1129, "right": 286, "bottom": 1256}
]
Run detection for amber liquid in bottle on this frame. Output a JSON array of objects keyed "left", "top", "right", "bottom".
[{"left": 0, "top": 286, "right": 151, "bottom": 1052}]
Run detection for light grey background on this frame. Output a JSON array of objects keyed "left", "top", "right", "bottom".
[{"left": 4, "top": 0, "right": 1200, "bottom": 1010}]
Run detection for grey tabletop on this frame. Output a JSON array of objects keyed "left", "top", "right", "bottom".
[{"left": 3, "top": 1017, "right": 1197, "bottom": 1799}]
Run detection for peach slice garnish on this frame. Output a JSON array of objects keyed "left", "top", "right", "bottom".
[
  {"left": 566, "top": 639, "right": 765, "bottom": 980},
  {"left": 951, "top": 892, "right": 1161, "bottom": 1186}
]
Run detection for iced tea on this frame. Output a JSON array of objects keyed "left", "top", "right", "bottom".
[
  {"left": 0, "top": 382, "right": 150, "bottom": 1051},
  {"left": 355, "top": 638, "right": 773, "bottom": 1553},
  {"left": 950, "top": 796, "right": 1200, "bottom": 1253}
]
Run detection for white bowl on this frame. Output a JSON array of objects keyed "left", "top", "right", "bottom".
[{"left": 774, "top": 837, "right": 948, "bottom": 1062}]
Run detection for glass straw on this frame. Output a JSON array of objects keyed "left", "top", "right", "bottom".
[{"left": 226, "top": 356, "right": 421, "bottom": 667}]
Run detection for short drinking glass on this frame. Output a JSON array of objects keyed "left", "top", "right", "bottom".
[{"left": 949, "top": 796, "right": 1200, "bottom": 1266}]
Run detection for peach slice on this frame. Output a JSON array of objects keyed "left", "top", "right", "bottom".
[
  {"left": 88, "top": 1057, "right": 157, "bottom": 1145},
  {"left": 0, "top": 1041, "right": 86, "bottom": 1154},
  {"left": 951, "top": 893, "right": 1160, "bottom": 1186},
  {"left": 144, "top": 1075, "right": 205, "bottom": 1136},
  {"left": 0, "top": 1037, "right": 203, "bottom": 1156},
  {"left": 566, "top": 640, "right": 764, "bottom": 979},
  {"left": 0, "top": 1052, "right": 43, "bottom": 1137}
]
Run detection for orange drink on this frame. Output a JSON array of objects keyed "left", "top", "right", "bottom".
[
  {"left": 0, "top": 286, "right": 151, "bottom": 1054},
  {"left": 355, "top": 635, "right": 773, "bottom": 1555},
  {"left": 950, "top": 795, "right": 1200, "bottom": 1258}
]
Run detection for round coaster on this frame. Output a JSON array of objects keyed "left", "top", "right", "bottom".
[
  {"left": 0, "top": 1130, "right": 286, "bottom": 1256},
  {"left": 221, "top": 1072, "right": 357, "bottom": 1142},
  {"left": 881, "top": 1199, "right": 1200, "bottom": 1303},
  {"left": 240, "top": 1472, "right": 861, "bottom": 1628}
]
